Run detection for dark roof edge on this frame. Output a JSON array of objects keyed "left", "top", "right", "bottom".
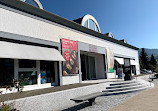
[{"left": 0, "top": 0, "right": 139, "bottom": 50}]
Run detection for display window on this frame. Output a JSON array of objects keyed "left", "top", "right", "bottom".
[
  {"left": 19, "top": 59, "right": 36, "bottom": 68},
  {"left": 18, "top": 71, "right": 37, "bottom": 85},
  {"left": 0, "top": 59, "right": 14, "bottom": 87},
  {"left": 18, "top": 59, "right": 37, "bottom": 86},
  {"left": 40, "top": 61, "right": 55, "bottom": 84}
]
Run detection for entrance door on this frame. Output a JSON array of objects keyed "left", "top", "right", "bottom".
[
  {"left": 81, "top": 55, "right": 87, "bottom": 81},
  {"left": 88, "top": 56, "right": 96, "bottom": 79},
  {"left": 81, "top": 54, "right": 96, "bottom": 81}
]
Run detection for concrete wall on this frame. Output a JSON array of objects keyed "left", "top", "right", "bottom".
[
  {"left": 0, "top": 6, "right": 140, "bottom": 83},
  {"left": 107, "top": 72, "right": 117, "bottom": 79},
  {"left": 7, "top": 83, "right": 110, "bottom": 111},
  {"left": 62, "top": 75, "right": 80, "bottom": 85}
]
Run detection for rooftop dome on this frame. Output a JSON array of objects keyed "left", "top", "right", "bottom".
[
  {"left": 73, "top": 14, "right": 101, "bottom": 33},
  {"left": 20, "top": 0, "right": 43, "bottom": 9}
]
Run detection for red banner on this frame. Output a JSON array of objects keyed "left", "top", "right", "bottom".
[
  {"left": 61, "top": 38, "right": 77, "bottom": 51},
  {"left": 61, "top": 38, "right": 79, "bottom": 76}
]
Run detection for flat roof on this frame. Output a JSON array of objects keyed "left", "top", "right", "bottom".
[{"left": 0, "top": 0, "right": 139, "bottom": 50}]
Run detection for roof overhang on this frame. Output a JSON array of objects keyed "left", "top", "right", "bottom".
[
  {"left": 115, "top": 57, "right": 124, "bottom": 65},
  {"left": 130, "top": 60, "right": 139, "bottom": 65},
  {"left": 0, "top": 41, "right": 65, "bottom": 61}
]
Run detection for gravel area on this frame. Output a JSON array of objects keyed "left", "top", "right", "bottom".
[
  {"left": 62, "top": 78, "right": 158, "bottom": 111},
  {"left": 80, "top": 93, "right": 138, "bottom": 111},
  {"left": 62, "top": 92, "right": 139, "bottom": 111}
]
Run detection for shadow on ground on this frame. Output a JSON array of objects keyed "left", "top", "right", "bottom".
[{"left": 61, "top": 102, "right": 90, "bottom": 111}]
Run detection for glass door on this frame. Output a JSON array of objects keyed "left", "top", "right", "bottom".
[
  {"left": 88, "top": 56, "right": 96, "bottom": 79},
  {"left": 40, "top": 61, "right": 55, "bottom": 84}
]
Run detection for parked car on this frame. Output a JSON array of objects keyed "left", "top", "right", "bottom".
[
  {"left": 146, "top": 70, "right": 152, "bottom": 74},
  {"left": 140, "top": 70, "right": 146, "bottom": 74},
  {"left": 141, "top": 69, "right": 152, "bottom": 74}
]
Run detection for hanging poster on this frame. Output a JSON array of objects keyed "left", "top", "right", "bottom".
[
  {"left": 61, "top": 38, "right": 79, "bottom": 76},
  {"left": 106, "top": 48, "right": 114, "bottom": 73}
]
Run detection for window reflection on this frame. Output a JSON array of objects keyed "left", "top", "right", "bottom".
[
  {"left": 25, "top": 0, "right": 39, "bottom": 8},
  {"left": 19, "top": 71, "right": 37, "bottom": 85},
  {"left": 19, "top": 59, "right": 36, "bottom": 68},
  {"left": 40, "top": 61, "right": 55, "bottom": 84},
  {"left": 89, "top": 19, "right": 95, "bottom": 30},
  {"left": 95, "top": 24, "right": 99, "bottom": 32},
  {"left": 84, "top": 20, "right": 88, "bottom": 27}
]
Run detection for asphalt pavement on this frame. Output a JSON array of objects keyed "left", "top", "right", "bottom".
[{"left": 110, "top": 79, "right": 158, "bottom": 111}]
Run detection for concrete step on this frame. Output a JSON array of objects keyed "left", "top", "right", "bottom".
[
  {"left": 107, "top": 82, "right": 142, "bottom": 89},
  {"left": 102, "top": 86, "right": 151, "bottom": 96},
  {"left": 110, "top": 80, "right": 139, "bottom": 86},
  {"left": 103, "top": 84, "right": 148, "bottom": 92}
]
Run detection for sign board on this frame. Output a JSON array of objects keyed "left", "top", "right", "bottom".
[
  {"left": 106, "top": 48, "right": 114, "bottom": 73},
  {"left": 89, "top": 44, "right": 97, "bottom": 53},
  {"left": 61, "top": 38, "right": 79, "bottom": 76}
]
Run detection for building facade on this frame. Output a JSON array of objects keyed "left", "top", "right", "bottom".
[{"left": 0, "top": 0, "right": 140, "bottom": 91}]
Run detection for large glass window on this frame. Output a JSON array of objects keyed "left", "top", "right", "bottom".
[
  {"left": 0, "top": 59, "right": 14, "bottom": 87},
  {"left": 18, "top": 59, "right": 37, "bottom": 86},
  {"left": 25, "top": 0, "right": 39, "bottom": 8},
  {"left": 19, "top": 60, "right": 36, "bottom": 68},
  {"left": 40, "top": 61, "right": 55, "bottom": 84},
  {"left": 19, "top": 71, "right": 37, "bottom": 85},
  {"left": 84, "top": 20, "right": 88, "bottom": 27},
  {"left": 89, "top": 19, "right": 95, "bottom": 30},
  {"left": 95, "top": 23, "right": 99, "bottom": 32}
]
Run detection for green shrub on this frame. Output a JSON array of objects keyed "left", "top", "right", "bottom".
[{"left": 0, "top": 102, "right": 13, "bottom": 111}]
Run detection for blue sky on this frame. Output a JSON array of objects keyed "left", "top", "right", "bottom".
[{"left": 40, "top": 0, "right": 158, "bottom": 49}]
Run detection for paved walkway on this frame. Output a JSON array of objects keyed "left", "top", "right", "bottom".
[{"left": 110, "top": 84, "right": 158, "bottom": 111}]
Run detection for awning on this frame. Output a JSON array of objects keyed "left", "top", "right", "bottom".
[
  {"left": 0, "top": 41, "right": 65, "bottom": 61},
  {"left": 115, "top": 57, "right": 124, "bottom": 65},
  {"left": 130, "top": 60, "right": 139, "bottom": 65}
]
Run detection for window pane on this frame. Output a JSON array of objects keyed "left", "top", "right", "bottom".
[
  {"left": 19, "top": 71, "right": 37, "bottom": 85},
  {"left": 0, "top": 59, "right": 14, "bottom": 87},
  {"left": 19, "top": 60, "right": 36, "bottom": 68},
  {"left": 25, "top": 0, "right": 39, "bottom": 8},
  {"left": 89, "top": 19, "right": 95, "bottom": 30},
  {"left": 95, "top": 24, "right": 99, "bottom": 32},
  {"left": 84, "top": 20, "right": 88, "bottom": 27},
  {"left": 40, "top": 61, "right": 55, "bottom": 84}
]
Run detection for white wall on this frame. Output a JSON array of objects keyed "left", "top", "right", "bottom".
[
  {"left": 107, "top": 72, "right": 117, "bottom": 79},
  {"left": 0, "top": 6, "right": 140, "bottom": 77},
  {"left": 62, "top": 75, "right": 80, "bottom": 85}
]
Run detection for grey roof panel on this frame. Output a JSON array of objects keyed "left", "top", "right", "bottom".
[{"left": 73, "top": 17, "right": 83, "bottom": 24}]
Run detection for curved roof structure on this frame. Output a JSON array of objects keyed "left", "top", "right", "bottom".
[
  {"left": 73, "top": 14, "right": 101, "bottom": 33},
  {"left": 20, "top": 0, "right": 43, "bottom": 9}
]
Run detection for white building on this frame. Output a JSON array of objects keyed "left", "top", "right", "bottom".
[{"left": 0, "top": 0, "right": 140, "bottom": 90}]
